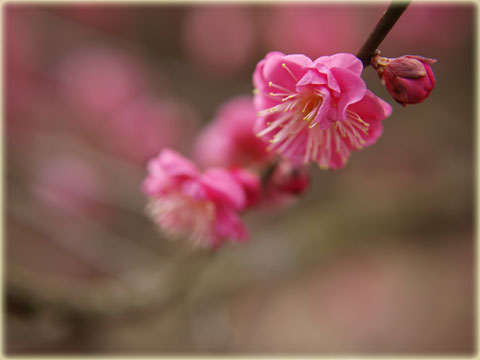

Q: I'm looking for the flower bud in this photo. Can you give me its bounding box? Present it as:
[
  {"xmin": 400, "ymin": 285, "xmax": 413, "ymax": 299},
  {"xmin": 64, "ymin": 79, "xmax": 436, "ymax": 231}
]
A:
[
  {"xmin": 260, "ymin": 160, "xmax": 310, "ymax": 210},
  {"xmin": 266, "ymin": 160, "xmax": 309, "ymax": 196},
  {"xmin": 372, "ymin": 53, "xmax": 436, "ymax": 106}
]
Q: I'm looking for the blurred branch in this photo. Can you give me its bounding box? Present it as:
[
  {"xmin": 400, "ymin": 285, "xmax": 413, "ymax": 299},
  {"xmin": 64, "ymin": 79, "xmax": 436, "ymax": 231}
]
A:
[
  {"xmin": 7, "ymin": 250, "xmax": 213, "ymax": 320},
  {"xmin": 356, "ymin": 1, "xmax": 410, "ymax": 67},
  {"xmin": 6, "ymin": 183, "xmax": 216, "ymax": 320}
]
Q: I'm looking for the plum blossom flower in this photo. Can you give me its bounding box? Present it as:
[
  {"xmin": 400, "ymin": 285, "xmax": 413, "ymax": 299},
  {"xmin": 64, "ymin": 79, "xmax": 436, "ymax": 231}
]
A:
[
  {"xmin": 182, "ymin": 6, "xmax": 255, "ymax": 76},
  {"xmin": 194, "ymin": 96, "xmax": 271, "ymax": 169},
  {"xmin": 382, "ymin": 4, "xmax": 472, "ymax": 55},
  {"xmin": 253, "ymin": 52, "xmax": 392, "ymax": 170},
  {"xmin": 260, "ymin": 5, "xmax": 362, "ymax": 60},
  {"xmin": 108, "ymin": 96, "xmax": 199, "ymax": 164},
  {"xmin": 32, "ymin": 154, "xmax": 107, "ymax": 218},
  {"xmin": 56, "ymin": 5, "xmax": 132, "ymax": 33},
  {"xmin": 228, "ymin": 167, "xmax": 261, "ymax": 209},
  {"xmin": 56, "ymin": 45, "xmax": 150, "ymax": 118},
  {"xmin": 372, "ymin": 53, "xmax": 436, "ymax": 106},
  {"xmin": 142, "ymin": 149, "xmax": 257, "ymax": 249}
]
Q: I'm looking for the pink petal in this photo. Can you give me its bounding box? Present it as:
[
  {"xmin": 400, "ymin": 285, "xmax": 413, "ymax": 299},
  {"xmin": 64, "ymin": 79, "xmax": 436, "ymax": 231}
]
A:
[
  {"xmin": 181, "ymin": 179, "xmax": 208, "ymax": 201},
  {"xmin": 201, "ymin": 168, "xmax": 246, "ymax": 210},
  {"xmin": 315, "ymin": 62, "xmax": 340, "ymax": 95},
  {"xmin": 296, "ymin": 69, "xmax": 327, "ymax": 87},
  {"xmin": 347, "ymin": 89, "xmax": 392, "ymax": 121},
  {"xmin": 157, "ymin": 148, "xmax": 199, "ymax": 178},
  {"xmin": 263, "ymin": 53, "xmax": 311, "ymax": 92},
  {"xmin": 229, "ymin": 167, "xmax": 261, "ymax": 209},
  {"xmin": 253, "ymin": 51, "xmax": 285, "ymax": 91},
  {"xmin": 214, "ymin": 206, "xmax": 248, "ymax": 243},
  {"xmin": 315, "ymin": 53, "xmax": 363, "ymax": 75},
  {"xmin": 330, "ymin": 67, "xmax": 367, "ymax": 120}
]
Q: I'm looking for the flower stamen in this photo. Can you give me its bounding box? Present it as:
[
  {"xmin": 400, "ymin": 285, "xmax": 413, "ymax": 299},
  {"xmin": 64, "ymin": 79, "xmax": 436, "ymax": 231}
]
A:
[{"xmin": 282, "ymin": 63, "xmax": 299, "ymax": 82}]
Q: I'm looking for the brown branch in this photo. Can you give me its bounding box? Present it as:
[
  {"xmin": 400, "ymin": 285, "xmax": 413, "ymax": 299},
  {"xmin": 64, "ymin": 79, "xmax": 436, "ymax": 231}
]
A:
[{"xmin": 356, "ymin": 1, "xmax": 411, "ymax": 67}]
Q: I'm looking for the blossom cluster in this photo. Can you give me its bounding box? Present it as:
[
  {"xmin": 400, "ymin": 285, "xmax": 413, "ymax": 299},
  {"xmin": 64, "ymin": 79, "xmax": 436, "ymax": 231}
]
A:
[{"xmin": 143, "ymin": 51, "xmax": 436, "ymax": 249}]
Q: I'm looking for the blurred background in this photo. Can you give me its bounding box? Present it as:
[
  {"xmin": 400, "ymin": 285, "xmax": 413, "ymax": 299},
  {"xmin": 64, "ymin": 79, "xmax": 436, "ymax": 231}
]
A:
[{"xmin": 4, "ymin": 2, "xmax": 475, "ymax": 355}]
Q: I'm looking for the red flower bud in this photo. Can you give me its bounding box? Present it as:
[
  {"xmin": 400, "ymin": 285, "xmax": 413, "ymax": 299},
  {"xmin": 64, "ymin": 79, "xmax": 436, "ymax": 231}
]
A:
[
  {"xmin": 372, "ymin": 53, "xmax": 437, "ymax": 106},
  {"xmin": 267, "ymin": 160, "xmax": 310, "ymax": 196}
]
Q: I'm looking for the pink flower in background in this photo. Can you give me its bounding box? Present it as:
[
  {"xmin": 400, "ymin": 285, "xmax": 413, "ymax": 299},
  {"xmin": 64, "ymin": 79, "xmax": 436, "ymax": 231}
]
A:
[
  {"xmin": 182, "ymin": 6, "xmax": 255, "ymax": 76},
  {"xmin": 5, "ymin": 6, "xmax": 39, "ymax": 73},
  {"xmin": 4, "ymin": 5, "xmax": 53, "ymax": 124},
  {"xmin": 194, "ymin": 96, "xmax": 271, "ymax": 169},
  {"xmin": 5, "ymin": 7, "xmax": 62, "ymax": 146},
  {"xmin": 382, "ymin": 4, "xmax": 472, "ymax": 55},
  {"xmin": 228, "ymin": 167, "xmax": 261, "ymax": 209},
  {"xmin": 33, "ymin": 154, "xmax": 107, "ymax": 217},
  {"xmin": 372, "ymin": 54, "xmax": 436, "ymax": 106},
  {"xmin": 56, "ymin": 46, "xmax": 150, "ymax": 118},
  {"xmin": 142, "ymin": 149, "xmax": 251, "ymax": 249},
  {"xmin": 55, "ymin": 5, "xmax": 132, "ymax": 33},
  {"xmin": 108, "ymin": 97, "xmax": 199, "ymax": 164},
  {"xmin": 253, "ymin": 52, "xmax": 392, "ymax": 170},
  {"xmin": 260, "ymin": 5, "xmax": 362, "ymax": 60}
]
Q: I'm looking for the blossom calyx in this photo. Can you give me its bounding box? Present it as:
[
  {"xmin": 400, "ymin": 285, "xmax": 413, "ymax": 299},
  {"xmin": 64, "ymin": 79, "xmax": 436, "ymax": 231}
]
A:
[{"xmin": 372, "ymin": 53, "xmax": 437, "ymax": 106}]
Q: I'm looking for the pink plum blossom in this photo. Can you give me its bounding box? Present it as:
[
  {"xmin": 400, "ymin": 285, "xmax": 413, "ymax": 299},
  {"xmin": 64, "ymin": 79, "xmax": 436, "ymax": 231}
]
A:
[
  {"xmin": 54, "ymin": 5, "xmax": 133, "ymax": 33},
  {"xmin": 382, "ymin": 4, "xmax": 473, "ymax": 55},
  {"xmin": 32, "ymin": 154, "xmax": 107, "ymax": 218},
  {"xmin": 56, "ymin": 46, "xmax": 150, "ymax": 119},
  {"xmin": 372, "ymin": 54, "xmax": 436, "ymax": 106},
  {"xmin": 253, "ymin": 52, "xmax": 392, "ymax": 170},
  {"xmin": 5, "ymin": 6, "xmax": 39, "ymax": 73},
  {"xmin": 142, "ymin": 149, "xmax": 255, "ymax": 249},
  {"xmin": 194, "ymin": 96, "xmax": 271, "ymax": 169},
  {"xmin": 228, "ymin": 167, "xmax": 261, "ymax": 209},
  {"xmin": 182, "ymin": 6, "xmax": 255, "ymax": 76},
  {"xmin": 260, "ymin": 5, "xmax": 362, "ymax": 60},
  {"xmin": 107, "ymin": 96, "xmax": 199, "ymax": 164},
  {"xmin": 4, "ymin": 7, "xmax": 62, "ymax": 147}
]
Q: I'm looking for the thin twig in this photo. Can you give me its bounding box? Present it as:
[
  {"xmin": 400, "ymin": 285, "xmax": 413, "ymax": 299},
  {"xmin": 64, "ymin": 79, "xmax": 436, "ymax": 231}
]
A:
[{"xmin": 356, "ymin": 1, "xmax": 411, "ymax": 67}]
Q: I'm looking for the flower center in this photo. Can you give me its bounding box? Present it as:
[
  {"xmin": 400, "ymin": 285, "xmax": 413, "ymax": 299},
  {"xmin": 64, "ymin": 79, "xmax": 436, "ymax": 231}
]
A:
[
  {"xmin": 254, "ymin": 63, "xmax": 371, "ymax": 168},
  {"xmin": 147, "ymin": 193, "xmax": 216, "ymax": 247}
]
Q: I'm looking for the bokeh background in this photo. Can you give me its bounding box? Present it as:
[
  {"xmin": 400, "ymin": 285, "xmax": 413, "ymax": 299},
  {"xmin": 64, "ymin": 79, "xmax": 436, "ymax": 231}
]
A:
[{"xmin": 4, "ymin": 2, "xmax": 475, "ymax": 355}]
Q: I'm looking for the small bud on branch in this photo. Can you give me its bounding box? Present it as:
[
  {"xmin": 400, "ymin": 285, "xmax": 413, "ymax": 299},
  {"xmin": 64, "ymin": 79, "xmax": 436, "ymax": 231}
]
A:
[{"xmin": 372, "ymin": 52, "xmax": 437, "ymax": 106}]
